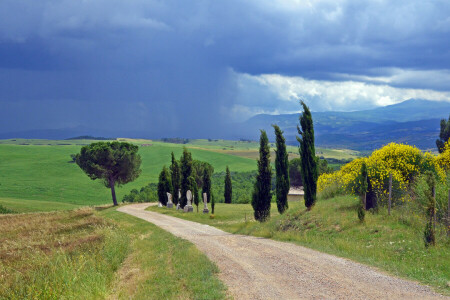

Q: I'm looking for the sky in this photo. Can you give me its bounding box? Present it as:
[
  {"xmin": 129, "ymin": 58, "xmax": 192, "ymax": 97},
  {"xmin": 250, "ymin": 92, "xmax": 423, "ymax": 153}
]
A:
[{"xmin": 0, "ymin": 0, "xmax": 449, "ymax": 137}]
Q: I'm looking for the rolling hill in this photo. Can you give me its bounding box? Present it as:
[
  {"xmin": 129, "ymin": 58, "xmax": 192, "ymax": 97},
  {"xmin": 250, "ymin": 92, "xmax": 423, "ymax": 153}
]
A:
[{"xmin": 240, "ymin": 99, "xmax": 450, "ymax": 151}]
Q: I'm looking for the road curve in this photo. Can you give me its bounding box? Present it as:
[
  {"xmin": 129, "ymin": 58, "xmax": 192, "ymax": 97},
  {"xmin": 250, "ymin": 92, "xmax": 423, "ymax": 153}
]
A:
[{"xmin": 118, "ymin": 203, "xmax": 446, "ymax": 300}]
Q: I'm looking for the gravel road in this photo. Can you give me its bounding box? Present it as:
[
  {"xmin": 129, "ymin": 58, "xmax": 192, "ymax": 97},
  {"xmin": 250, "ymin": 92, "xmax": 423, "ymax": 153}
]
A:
[{"xmin": 118, "ymin": 203, "xmax": 446, "ymax": 300}]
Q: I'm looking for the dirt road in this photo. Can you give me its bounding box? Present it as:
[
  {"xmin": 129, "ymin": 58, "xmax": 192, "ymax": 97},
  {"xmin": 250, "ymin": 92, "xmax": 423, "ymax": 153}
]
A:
[{"xmin": 118, "ymin": 203, "xmax": 445, "ymax": 300}]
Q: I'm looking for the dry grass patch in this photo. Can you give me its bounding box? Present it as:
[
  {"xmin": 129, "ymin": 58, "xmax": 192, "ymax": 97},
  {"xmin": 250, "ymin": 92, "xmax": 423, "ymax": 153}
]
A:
[{"xmin": 0, "ymin": 208, "xmax": 128, "ymax": 299}]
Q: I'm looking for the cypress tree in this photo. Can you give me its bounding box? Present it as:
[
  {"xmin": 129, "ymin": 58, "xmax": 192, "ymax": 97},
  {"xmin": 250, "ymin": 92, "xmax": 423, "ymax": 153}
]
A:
[
  {"xmin": 297, "ymin": 101, "xmax": 318, "ymax": 210},
  {"xmin": 211, "ymin": 193, "xmax": 216, "ymax": 214},
  {"xmin": 273, "ymin": 124, "xmax": 290, "ymax": 214},
  {"xmin": 224, "ymin": 166, "xmax": 232, "ymax": 204},
  {"xmin": 252, "ymin": 130, "xmax": 272, "ymax": 222},
  {"xmin": 180, "ymin": 148, "xmax": 193, "ymax": 208},
  {"xmin": 157, "ymin": 166, "xmax": 172, "ymax": 206},
  {"xmin": 193, "ymin": 175, "xmax": 200, "ymax": 212},
  {"xmin": 202, "ymin": 168, "xmax": 212, "ymax": 203},
  {"xmin": 170, "ymin": 152, "xmax": 181, "ymax": 205},
  {"xmin": 436, "ymin": 114, "xmax": 450, "ymax": 153}
]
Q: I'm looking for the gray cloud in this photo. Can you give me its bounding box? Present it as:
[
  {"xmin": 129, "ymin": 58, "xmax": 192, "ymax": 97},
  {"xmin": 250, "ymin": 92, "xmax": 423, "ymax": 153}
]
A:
[{"xmin": 0, "ymin": 0, "xmax": 449, "ymax": 136}]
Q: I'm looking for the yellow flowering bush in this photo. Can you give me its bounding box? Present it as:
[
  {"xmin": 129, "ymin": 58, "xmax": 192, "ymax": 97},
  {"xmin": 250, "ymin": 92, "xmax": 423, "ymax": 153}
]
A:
[
  {"xmin": 436, "ymin": 140, "xmax": 450, "ymax": 170},
  {"xmin": 318, "ymin": 143, "xmax": 446, "ymax": 201}
]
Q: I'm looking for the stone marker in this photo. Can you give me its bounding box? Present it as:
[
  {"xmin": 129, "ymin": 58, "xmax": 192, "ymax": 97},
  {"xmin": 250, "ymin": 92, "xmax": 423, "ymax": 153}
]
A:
[
  {"xmin": 203, "ymin": 192, "xmax": 209, "ymax": 213},
  {"xmin": 166, "ymin": 192, "xmax": 173, "ymax": 208},
  {"xmin": 158, "ymin": 202, "xmax": 163, "ymax": 207},
  {"xmin": 176, "ymin": 203, "xmax": 181, "ymax": 210},
  {"xmin": 184, "ymin": 190, "xmax": 194, "ymax": 212}
]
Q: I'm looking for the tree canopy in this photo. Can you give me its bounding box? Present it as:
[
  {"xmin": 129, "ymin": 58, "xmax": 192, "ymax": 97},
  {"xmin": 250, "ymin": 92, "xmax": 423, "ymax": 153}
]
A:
[{"xmin": 75, "ymin": 141, "xmax": 141, "ymax": 206}]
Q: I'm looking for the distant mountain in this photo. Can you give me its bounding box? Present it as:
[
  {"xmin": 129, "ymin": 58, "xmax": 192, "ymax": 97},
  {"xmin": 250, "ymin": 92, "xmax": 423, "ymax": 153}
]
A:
[{"xmin": 240, "ymin": 99, "xmax": 450, "ymax": 151}]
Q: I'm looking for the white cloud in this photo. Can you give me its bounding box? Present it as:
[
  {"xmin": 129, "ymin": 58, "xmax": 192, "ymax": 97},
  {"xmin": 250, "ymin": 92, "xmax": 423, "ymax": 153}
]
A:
[{"xmin": 229, "ymin": 71, "xmax": 450, "ymax": 120}]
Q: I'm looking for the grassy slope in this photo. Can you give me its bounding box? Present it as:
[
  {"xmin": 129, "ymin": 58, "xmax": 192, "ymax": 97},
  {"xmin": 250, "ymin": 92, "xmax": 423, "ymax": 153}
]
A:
[
  {"xmin": 0, "ymin": 140, "xmax": 255, "ymax": 208},
  {"xmin": 148, "ymin": 198, "xmax": 450, "ymax": 295},
  {"xmin": 0, "ymin": 207, "xmax": 227, "ymax": 300}
]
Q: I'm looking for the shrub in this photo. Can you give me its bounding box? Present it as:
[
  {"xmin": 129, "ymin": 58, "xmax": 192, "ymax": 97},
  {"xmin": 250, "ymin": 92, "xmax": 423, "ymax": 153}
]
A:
[
  {"xmin": 0, "ymin": 204, "xmax": 16, "ymax": 214},
  {"xmin": 318, "ymin": 143, "xmax": 446, "ymax": 205}
]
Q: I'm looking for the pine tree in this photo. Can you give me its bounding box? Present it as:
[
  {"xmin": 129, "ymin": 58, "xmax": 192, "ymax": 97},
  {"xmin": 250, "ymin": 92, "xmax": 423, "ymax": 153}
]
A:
[
  {"xmin": 202, "ymin": 168, "xmax": 212, "ymax": 203},
  {"xmin": 273, "ymin": 124, "xmax": 290, "ymax": 214},
  {"xmin": 180, "ymin": 148, "xmax": 193, "ymax": 208},
  {"xmin": 297, "ymin": 101, "xmax": 318, "ymax": 210},
  {"xmin": 252, "ymin": 130, "xmax": 272, "ymax": 222},
  {"xmin": 157, "ymin": 166, "xmax": 172, "ymax": 206},
  {"xmin": 170, "ymin": 152, "xmax": 181, "ymax": 205},
  {"xmin": 224, "ymin": 166, "xmax": 232, "ymax": 204}
]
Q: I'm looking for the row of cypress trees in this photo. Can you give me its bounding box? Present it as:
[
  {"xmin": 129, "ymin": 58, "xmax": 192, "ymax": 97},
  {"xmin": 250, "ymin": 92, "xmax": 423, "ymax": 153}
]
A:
[
  {"xmin": 252, "ymin": 101, "xmax": 318, "ymax": 222},
  {"xmin": 157, "ymin": 148, "xmax": 234, "ymax": 208}
]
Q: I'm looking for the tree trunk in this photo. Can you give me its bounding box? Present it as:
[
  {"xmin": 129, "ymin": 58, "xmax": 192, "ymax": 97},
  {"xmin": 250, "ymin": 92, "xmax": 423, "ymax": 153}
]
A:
[{"xmin": 110, "ymin": 179, "xmax": 118, "ymax": 206}]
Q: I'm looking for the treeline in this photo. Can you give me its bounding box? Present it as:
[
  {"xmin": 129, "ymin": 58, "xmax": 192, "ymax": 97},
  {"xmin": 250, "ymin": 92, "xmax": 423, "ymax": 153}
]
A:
[
  {"xmin": 160, "ymin": 137, "xmax": 190, "ymax": 144},
  {"xmin": 65, "ymin": 135, "xmax": 114, "ymax": 140}
]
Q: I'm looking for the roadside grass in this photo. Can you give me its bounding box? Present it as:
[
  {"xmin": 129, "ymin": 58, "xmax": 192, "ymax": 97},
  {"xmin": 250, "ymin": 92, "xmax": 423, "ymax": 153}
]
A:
[
  {"xmin": 100, "ymin": 208, "xmax": 228, "ymax": 300},
  {"xmin": 148, "ymin": 197, "xmax": 450, "ymax": 294},
  {"xmin": 0, "ymin": 208, "xmax": 128, "ymax": 299},
  {"xmin": 0, "ymin": 206, "xmax": 228, "ymax": 299}
]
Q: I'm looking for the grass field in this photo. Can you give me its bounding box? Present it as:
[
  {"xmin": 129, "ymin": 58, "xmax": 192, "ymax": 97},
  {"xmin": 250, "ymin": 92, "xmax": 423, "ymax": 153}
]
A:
[
  {"xmin": 147, "ymin": 197, "xmax": 450, "ymax": 295},
  {"xmin": 0, "ymin": 139, "xmax": 256, "ymax": 209},
  {"xmin": 0, "ymin": 138, "xmax": 359, "ymax": 211},
  {"xmin": 0, "ymin": 207, "xmax": 227, "ymax": 299}
]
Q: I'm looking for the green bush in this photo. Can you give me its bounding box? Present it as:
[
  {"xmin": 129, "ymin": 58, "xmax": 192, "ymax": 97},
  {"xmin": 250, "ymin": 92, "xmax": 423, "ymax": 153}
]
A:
[
  {"xmin": 122, "ymin": 184, "xmax": 158, "ymax": 203},
  {"xmin": 318, "ymin": 181, "xmax": 345, "ymax": 200},
  {"xmin": 0, "ymin": 204, "xmax": 16, "ymax": 214},
  {"xmin": 413, "ymin": 173, "xmax": 449, "ymax": 222}
]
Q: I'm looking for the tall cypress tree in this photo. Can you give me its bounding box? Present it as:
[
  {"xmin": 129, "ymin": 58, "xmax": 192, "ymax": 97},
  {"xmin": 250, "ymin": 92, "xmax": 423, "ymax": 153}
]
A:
[
  {"xmin": 170, "ymin": 152, "xmax": 181, "ymax": 205},
  {"xmin": 202, "ymin": 168, "xmax": 212, "ymax": 203},
  {"xmin": 297, "ymin": 101, "xmax": 318, "ymax": 210},
  {"xmin": 252, "ymin": 130, "xmax": 272, "ymax": 222},
  {"xmin": 273, "ymin": 124, "xmax": 290, "ymax": 214},
  {"xmin": 180, "ymin": 148, "xmax": 193, "ymax": 208},
  {"xmin": 224, "ymin": 166, "xmax": 232, "ymax": 204},
  {"xmin": 157, "ymin": 166, "xmax": 172, "ymax": 206}
]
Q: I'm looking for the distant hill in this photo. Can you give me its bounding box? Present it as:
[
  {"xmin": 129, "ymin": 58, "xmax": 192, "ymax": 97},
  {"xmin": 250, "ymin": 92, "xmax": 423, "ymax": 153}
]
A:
[{"xmin": 240, "ymin": 99, "xmax": 450, "ymax": 151}]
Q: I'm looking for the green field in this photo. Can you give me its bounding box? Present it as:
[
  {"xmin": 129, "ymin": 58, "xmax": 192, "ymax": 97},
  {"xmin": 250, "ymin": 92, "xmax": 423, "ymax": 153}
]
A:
[
  {"xmin": 0, "ymin": 139, "xmax": 256, "ymax": 208},
  {"xmin": 0, "ymin": 138, "xmax": 359, "ymax": 210},
  {"xmin": 148, "ymin": 198, "xmax": 450, "ymax": 295}
]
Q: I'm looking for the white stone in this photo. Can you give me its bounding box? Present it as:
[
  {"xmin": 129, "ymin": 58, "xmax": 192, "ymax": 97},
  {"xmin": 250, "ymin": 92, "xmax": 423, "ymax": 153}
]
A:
[
  {"xmin": 166, "ymin": 192, "xmax": 173, "ymax": 208},
  {"xmin": 203, "ymin": 192, "xmax": 209, "ymax": 213}
]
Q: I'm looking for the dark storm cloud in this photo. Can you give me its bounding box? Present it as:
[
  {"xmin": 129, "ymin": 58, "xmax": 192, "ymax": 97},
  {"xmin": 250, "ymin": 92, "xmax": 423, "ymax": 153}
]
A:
[{"xmin": 0, "ymin": 0, "xmax": 449, "ymax": 135}]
